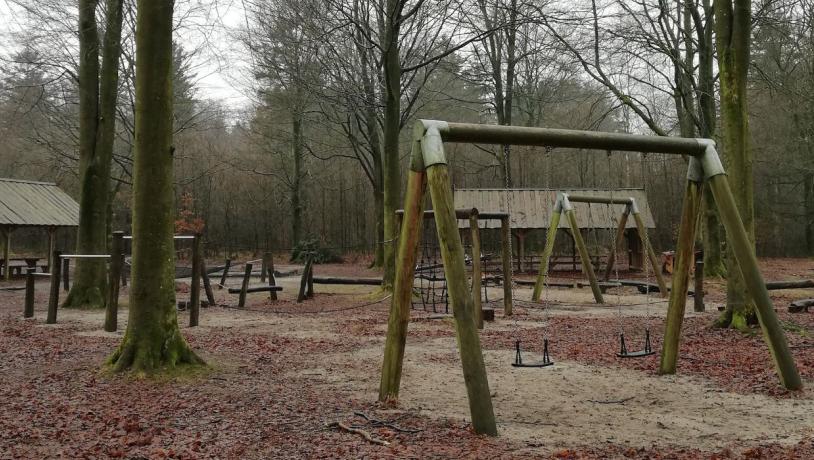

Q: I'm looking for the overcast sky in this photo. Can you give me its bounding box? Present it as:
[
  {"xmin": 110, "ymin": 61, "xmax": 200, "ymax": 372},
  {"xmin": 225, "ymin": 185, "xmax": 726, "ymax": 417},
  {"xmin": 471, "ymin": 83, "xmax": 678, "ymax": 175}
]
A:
[{"xmin": 0, "ymin": 0, "xmax": 251, "ymax": 109}]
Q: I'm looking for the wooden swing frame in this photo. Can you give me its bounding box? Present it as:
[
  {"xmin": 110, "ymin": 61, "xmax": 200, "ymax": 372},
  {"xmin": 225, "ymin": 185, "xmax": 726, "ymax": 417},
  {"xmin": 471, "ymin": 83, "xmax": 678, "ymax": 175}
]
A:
[
  {"xmin": 379, "ymin": 120, "xmax": 802, "ymax": 437},
  {"xmin": 531, "ymin": 193, "xmax": 668, "ymax": 304}
]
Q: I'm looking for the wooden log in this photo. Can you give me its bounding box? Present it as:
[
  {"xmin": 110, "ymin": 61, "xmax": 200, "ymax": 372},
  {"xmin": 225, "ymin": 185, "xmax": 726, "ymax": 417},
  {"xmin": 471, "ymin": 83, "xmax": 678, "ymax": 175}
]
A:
[
  {"xmin": 500, "ymin": 216, "xmax": 513, "ymax": 316},
  {"xmin": 660, "ymin": 180, "xmax": 703, "ymax": 375},
  {"xmin": 789, "ymin": 299, "xmax": 814, "ymax": 313},
  {"xmin": 201, "ymin": 259, "xmax": 216, "ymax": 307},
  {"xmin": 264, "ymin": 252, "xmax": 277, "ymax": 300},
  {"xmin": 24, "ymin": 267, "xmax": 35, "ymax": 318},
  {"xmin": 62, "ymin": 258, "xmax": 70, "ymax": 291},
  {"xmin": 470, "ymin": 214, "xmax": 484, "ymax": 329},
  {"xmin": 189, "ymin": 233, "xmax": 202, "ymax": 327},
  {"xmin": 532, "ymin": 210, "xmax": 561, "ymax": 301},
  {"xmin": 604, "ymin": 208, "xmax": 629, "ymax": 281},
  {"xmin": 105, "ymin": 232, "xmax": 124, "ymax": 332},
  {"xmin": 766, "ymin": 280, "xmax": 814, "ymax": 290},
  {"xmin": 238, "ymin": 263, "xmax": 253, "ymax": 308},
  {"xmin": 228, "ymin": 285, "xmax": 284, "ymax": 294},
  {"xmin": 425, "ymin": 163, "xmax": 496, "ymax": 436},
  {"xmin": 218, "ymin": 258, "xmax": 231, "ymax": 289},
  {"xmin": 708, "ymin": 173, "xmax": 802, "ymax": 390},
  {"xmin": 46, "ymin": 250, "xmax": 61, "ymax": 324},
  {"xmin": 565, "ymin": 208, "xmax": 604, "ymax": 304},
  {"xmin": 632, "ymin": 210, "xmax": 668, "ymax": 297},
  {"xmin": 297, "ymin": 257, "xmax": 313, "ymax": 303},
  {"xmin": 380, "ymin": 168, "xmax": 427, "ymax": 403},
  {"xmin": 312, "ymin": 277, "xmax": 382, "ymax": 285}
]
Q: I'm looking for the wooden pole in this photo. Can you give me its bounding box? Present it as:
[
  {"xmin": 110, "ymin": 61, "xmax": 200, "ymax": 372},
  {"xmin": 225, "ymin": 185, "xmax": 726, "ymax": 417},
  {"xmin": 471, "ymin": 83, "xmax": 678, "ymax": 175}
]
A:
[
  {"xmin": 218, "ymin": 258, "xmax": 231, "ymax": 289},
  {"xmin": 297, "ymin": 256, "xmax": 313, "ymax": 303},
  {"xmin": 470, "ymin": 214, "xmax": 483, "ymax": 329},
  {"xmin": 3, "ymin": 227, "xmax": 11, "ymax": 281},
  {"xmin": 500, "ymin": 216, "xmax": 513, "ymax": 316},
  {"xmin": 260, "ymin": 253, "xmax": 267, "ymax": 283},
  {"xmin": 632, "ymin": 210, "xmax": 669, "ymax": 297},
  {"xmin": 62, "ymin": 258, "xmax": 70, "ymax": 291},
  {"xmin": 515, "ymin": 230, "xmax": 526, "ymax": 273},
  {"xmin": 189, "ymin": 233, "xmax": 202, "ymax": 327},
  {"xmin": 238, "ymin": 262, "xmax": 252, "ymax": 308},
  {"xmin": 660, "ymin": 180, "xmax": 703, "ymax": 375},
  {"xmin": 46, "ymin": 250, "xmax": 62, "ymax": 324},
  {"xmin": 201, "ymin": 259, "xmax": 216, "ymax": 307},
  {"xmin": 24, "ymin": 267, "xmax": 35, "ymax": 318},
  {"xmin": 603, "ymin": 208, "xmax": 629, "ymax": 281},
  {"xmin": 380, "ymin": 169, "xmax": 427, "ymax": 402},
  {"xmin": 425, "ymin": 164, "xmax": 497, "ymax": 436},
  {"xmin": 47, "ymin": 227, "xmax": 56, "ymax": 272},
  {"xmin": 306, "ymin": 258, "xmax": 314, "ymax": 298},
  {"xmin": 707, "ymin": 174, "xmax": 802, "ymax": 390},
  {"xmin": 264, "ymin": 252, "xmax": 277, "ymax": 300},
  {"xmin": 105, "ymin": 232, "xmax": 124, "ymax": 332},
  {"xmin": 565, "ymin": 209, "xmax": 604, "ymax": 304},
  {"xmin": 532, "ymin": 210, "xmax": 561, "ymax": 301}
]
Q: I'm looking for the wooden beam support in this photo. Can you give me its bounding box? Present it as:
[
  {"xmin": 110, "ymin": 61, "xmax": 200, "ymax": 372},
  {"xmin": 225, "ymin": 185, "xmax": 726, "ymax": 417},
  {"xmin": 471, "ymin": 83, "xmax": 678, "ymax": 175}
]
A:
[
  {"xmin": 380, "ymin": 169, "xmax": 427, "ymax": 402},
  {"xmin": 264, "ymin": 252, "xmax": 277, "ymax": 300},
  {"xmin": 2, "ymin": 227, "xmax": 11, "ymax": 281},
  {"xmin": 532, "ymin": 210, "xmax": 561, "ymax": 302},
  {"xmin": 707, "ymin": 174, "xmax": 802, "ymax": 390},
  {"xmin": 470, "ymin": 214, "xmax": 483, "ymax": 329},
  {"xmin": 632, "ymin": 210, "xmax": 669, "ymax": 297},
  {"xmin": 238, "ymin": 262, "xmax": 253, "ymax": 308},
  {"xmin": 46, "ymin": 250, "xmax": 61, "ymax": 324},
  {"xmin": 24, "ymin": 267, "xmax": 35, "ymax": 318},
  {"xmin": 603, "ymin": 208, "xmax": 629, "ymax": 281},
  {"xmin": 660, "ymin": 180, "xmax": 703, "ymax": 375},
  {"xmin": 565, "ymin": 208, "xmax": 604, "ymax": 304},
  {"xmin": 188, "ymin": 233, "xmax": 202, "ymax": 327}
]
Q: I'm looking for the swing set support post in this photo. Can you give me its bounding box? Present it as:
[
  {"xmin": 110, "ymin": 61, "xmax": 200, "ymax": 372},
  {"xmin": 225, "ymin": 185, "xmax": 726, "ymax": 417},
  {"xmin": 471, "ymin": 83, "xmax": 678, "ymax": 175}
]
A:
[
  {"xmin": 562, "ymin": 196, "xmax": 604, "ymax": 304},
  {"xmin": 500, "ymin": 216, "xmax": 513, "ymax": 316},
  {"xmin": 532, "ymin": 207, "xmax": 561, "ymax": 301},
  {"xmin": 630, "ymin": 201, "xmax": 669, "ymax": 296},
  {"xmin": 469, "ymin": 213, "xmax": 484, "ymax": 329},
  {"xmin": 603, "ymin": 206, "xmax": 629, "ymax": 281}
]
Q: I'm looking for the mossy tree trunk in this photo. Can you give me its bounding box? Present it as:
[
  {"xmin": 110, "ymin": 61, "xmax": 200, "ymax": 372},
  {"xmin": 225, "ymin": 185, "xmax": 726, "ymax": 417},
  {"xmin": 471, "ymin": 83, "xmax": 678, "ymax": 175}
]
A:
[
  {"xmin": 108, "ymin": 0, "xmax": 203, "ymax": 373},
  {"xmin": 65, "ymin": 0, "xmax": 124, "ymax": 309},
  {"xmin": 714, "ymin": 0, "xmax": 756, "ymax": 330}
]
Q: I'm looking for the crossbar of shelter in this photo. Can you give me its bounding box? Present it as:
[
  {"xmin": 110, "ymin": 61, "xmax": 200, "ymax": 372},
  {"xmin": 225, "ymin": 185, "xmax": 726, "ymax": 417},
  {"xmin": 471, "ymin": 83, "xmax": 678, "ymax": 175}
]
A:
[{"xmin": 379, "ymin": 119, "xmax": 802, "ymax": 438}]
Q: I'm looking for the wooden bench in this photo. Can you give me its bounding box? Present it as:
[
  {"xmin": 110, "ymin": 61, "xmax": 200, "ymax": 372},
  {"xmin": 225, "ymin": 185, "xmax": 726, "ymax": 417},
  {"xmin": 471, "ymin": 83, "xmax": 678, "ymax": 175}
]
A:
[{"xmin": 0, "ymin": 258, "xmax": 46, "ymax": 277}]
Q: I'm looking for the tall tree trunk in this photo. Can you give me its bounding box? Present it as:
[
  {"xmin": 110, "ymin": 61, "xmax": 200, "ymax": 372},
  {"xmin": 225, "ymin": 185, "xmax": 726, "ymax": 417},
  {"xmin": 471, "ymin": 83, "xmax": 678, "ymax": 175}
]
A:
[
  {"xmin": 381, "ymin": 0, "xmax": 402, "ymax": 289},
  {"xmin": 109, "ymin": 0, "xmax": 203, "ymax": 372},
  {"xmin": 65, "ymin": 0, "xmax": 124, "ymax": 309},
  {"xmin": 291, "ymin": 112, "xmax": 304, "ymax": 247},
  {"xmin": 714, "ymin": 0, "xmax": 756, "ymax": 330}
]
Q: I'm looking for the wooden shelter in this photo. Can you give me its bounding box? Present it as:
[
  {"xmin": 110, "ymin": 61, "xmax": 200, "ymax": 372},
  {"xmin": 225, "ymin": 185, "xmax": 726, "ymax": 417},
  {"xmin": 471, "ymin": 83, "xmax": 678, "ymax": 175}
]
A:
[
  {"xmin": 453, "ymin": 188, "xmax": 656, "ymax": 272},
  {"xmin": 0, "ymin": 178, "xmax": 80, "ymax": 280}
]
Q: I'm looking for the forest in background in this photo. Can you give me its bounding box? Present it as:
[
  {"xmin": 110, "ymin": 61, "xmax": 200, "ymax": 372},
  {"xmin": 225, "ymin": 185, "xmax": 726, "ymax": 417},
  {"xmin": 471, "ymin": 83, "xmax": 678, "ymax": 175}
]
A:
[{"xmin": 1, "ymin": 0, "xmax": 812, "ymax": 260}]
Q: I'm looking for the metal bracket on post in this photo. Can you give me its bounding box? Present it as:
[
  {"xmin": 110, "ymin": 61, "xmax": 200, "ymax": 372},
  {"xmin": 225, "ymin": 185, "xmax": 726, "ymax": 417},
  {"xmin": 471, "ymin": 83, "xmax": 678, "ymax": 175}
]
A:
[{"xmin": 694, "ymin": 138, "xmax": 725, "ymax": 181}]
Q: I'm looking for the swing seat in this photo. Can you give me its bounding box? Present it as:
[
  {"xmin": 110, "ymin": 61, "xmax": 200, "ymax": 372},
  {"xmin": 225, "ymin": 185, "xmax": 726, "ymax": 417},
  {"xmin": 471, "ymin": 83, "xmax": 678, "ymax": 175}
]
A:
[
  {"xmin": 616, "ymin": 331, "xmax": 655, "ymax": 358},
  {"xmin": 512, "ymin": 339, "xmax": 554, "ymax": 368}
]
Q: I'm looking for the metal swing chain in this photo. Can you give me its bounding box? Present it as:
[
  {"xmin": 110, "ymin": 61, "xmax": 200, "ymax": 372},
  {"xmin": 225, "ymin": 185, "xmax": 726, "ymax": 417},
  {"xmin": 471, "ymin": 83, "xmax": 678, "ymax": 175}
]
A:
[
  {"xmin": 608, "ymin": 188, "xmax": 626, "ymax": 336},
  {"xmin": 639, "ymin": 154, "xmax": 655, "ymax": 330},
  {"xmin": 501, "ymin": 145, "xmax": 521, "ymax": 339}
]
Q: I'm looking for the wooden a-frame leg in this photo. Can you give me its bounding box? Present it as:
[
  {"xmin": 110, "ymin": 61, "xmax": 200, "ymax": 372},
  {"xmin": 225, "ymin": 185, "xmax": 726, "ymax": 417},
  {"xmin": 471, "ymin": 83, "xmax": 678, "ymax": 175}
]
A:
[
  {"xmin": 532, "ymin": 210, "xmax": 561, "ymax": 302},
  {"xmin": 632, "ymin": 210, "xmax": 669, "ymax": 297},
  {"xmin": 566, "ymin": 209, "xmax": 604, "ymax": 304},
  {"xmin": 603, "ymin": 209, "xmax": 629, "ymax": 281}
]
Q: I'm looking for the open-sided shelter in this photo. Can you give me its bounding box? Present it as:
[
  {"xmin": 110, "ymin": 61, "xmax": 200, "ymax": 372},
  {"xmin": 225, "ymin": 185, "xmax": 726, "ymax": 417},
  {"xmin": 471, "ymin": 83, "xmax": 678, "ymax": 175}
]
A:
[{"xmin": 0, "ymin": 178, "xmax": 80, "ymax": 280}]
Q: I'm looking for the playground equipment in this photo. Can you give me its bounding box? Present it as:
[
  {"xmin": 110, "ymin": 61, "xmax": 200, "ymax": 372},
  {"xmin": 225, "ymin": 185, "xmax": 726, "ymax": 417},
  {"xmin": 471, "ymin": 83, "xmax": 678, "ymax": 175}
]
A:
[{"xmin": 379, "ymin": 119, "xmax": 803, "ymax": 436}]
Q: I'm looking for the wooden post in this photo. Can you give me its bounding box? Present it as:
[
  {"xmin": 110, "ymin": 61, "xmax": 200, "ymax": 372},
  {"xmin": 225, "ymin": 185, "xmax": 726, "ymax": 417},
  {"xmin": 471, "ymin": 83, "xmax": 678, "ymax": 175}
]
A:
[
  {"xmin": 500, "ymin": 216, "xmax": 513, "ymax": 316},
  {"xmin": 297, "ymin": 256, "xmax": 313, "ymax": 303},
  {"xmin": 62, "ymin": 258, "xmax": 70, "ymax": 291},
  {"xmin": 532, "ymin": 210, "xmax": 562, "ymax": 301},
  {"xmin": 632, "ymin": 210, "xmax": 669, "ymax": 297},
  {"xmin": 260, "ymin": 253, "xmax": 267, "ymax": 283},
  {"xmin": 3, "ymin": 227, "xmax": 11, "ymax": 281},
  {"xmin": 218, "ymin": 258, "xmax": 231, "ymax": 289},
  {"xmin": 565, "ymin": 208, "xmax": 604, "ymax": 304},
  {"xmin": 264, "ymin": 252, "xmax": 277, "ymax": 301},
  {"xmin": 694, "ymin": 258, "xmax": 705, "ymax": 312},
  {"xmin": 707, "ymin": 174, "xmax": 802, "ymax": 390},
  {"xmin": 470, "ymin": 214, "xmax": 483, "ymax": 329},
  {"xmin": 603, "ymin": 208, "xmax": 629, "ymax": 281},
  {"xmin": 46, "ymin": 227, "xmax": 56, "ymax": 272},
  {"xmin": 24, "ymin": 267, "xmax": 35, "ymax": 318},
  {"xmin": 306, "ymin": 258, "xmax": 314, "ymax": 298},
  {"xmin": 238, "ymin": 262, "xmax": 252, "ymax": 308},
  {"xmin": 425, "ymin": 164, "xmax": 497, "ymax": 436},
  {"xmin": 105, "ymin": 232, "xmax": 124, "ymax": 332},
  {"xmin": 46, "ymin": 251, "xmax": 61, "ymax": 324},
  {"xmin": 380, "ymin": 169, "xmax": 427, "ymax": 402},
  {"xmin": 201, "ymin": 259, "xmax": 216, "ymax": 307},
  {"xmin": 660, "ymin": 181, "xmax": 703, "ymax": 375},
  {"xmin": 189, "ymin": 233, "xmax": 202, "ymax": 327},
  {"xmin": 515, "ymin": 230, "xmax": 526, "ymax": 273}
]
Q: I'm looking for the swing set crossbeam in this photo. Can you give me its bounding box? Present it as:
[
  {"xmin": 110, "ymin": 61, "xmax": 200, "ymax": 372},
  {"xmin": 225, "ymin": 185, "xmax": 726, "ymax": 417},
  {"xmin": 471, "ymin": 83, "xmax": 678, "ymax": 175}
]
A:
[{"xmin": 380, "ymin": 119, "xmax": 803, "ymax": 438}]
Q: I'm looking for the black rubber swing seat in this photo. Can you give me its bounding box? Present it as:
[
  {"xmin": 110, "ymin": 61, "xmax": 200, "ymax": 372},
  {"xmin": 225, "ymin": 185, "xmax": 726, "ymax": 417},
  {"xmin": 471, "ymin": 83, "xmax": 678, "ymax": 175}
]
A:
[
  {"xmin": 616, "ymin": 330, "xmax": 655, "ymax": 358},
  {"xmin": 512, "ymin": 339, "xmax": 554, "ymax": 368}
]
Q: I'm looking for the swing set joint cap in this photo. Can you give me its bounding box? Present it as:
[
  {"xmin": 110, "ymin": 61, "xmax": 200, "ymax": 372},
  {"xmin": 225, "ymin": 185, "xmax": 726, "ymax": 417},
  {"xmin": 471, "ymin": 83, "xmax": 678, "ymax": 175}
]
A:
[
  {"xmin": 628, "ymin": 198, "xmax": 640, "ymax": 214},
  {"xmin": 690, "ymin": 138, "xmax": 725, "ymax": 181},
  {"xmin": 418, "ymin": 121, "xmax": 449, "ymax": 168},
  {"xmin": 558, "ymin": 193, "xmax": 572, "ymax": 212}
]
